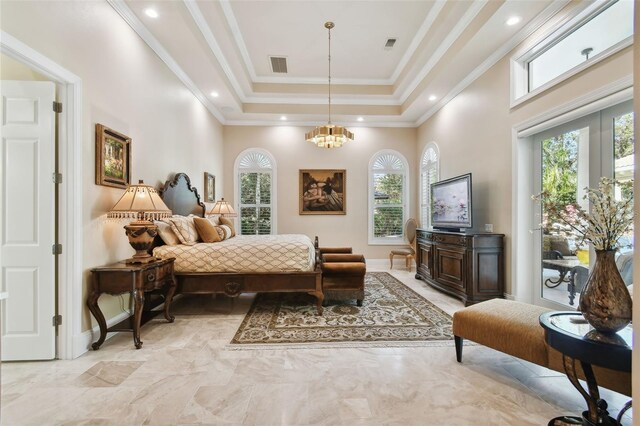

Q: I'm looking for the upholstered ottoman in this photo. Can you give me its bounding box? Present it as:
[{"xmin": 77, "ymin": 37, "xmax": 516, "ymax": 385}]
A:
[
  {"xmin": 321, "ymin": 253, "xmax": 366, "ymax": 306},
  {"xmin": 453, "ymin": 298, "xmax": 631, "ymax": 396}
]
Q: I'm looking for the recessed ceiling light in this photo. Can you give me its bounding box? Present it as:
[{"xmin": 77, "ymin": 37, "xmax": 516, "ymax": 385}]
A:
[
  {"xmin": 357, "ymin": 117, "xmax": 364, "ymax": 122},
  {"xmin": 144, "ymin": 8, "xmax": 159, "ymax": 18},
  {"xmin": 210, "ymin": 91, "xmax": 219, "ymax": 98},
  {"xmin": 506, "ymin": 16, "xmax": 521, "ymax": 26},
  {"xmin": 280, "ymin": 116, "xmax": 287, "ymax": 121},
  {"xmin": 428, "ymin": 95, "xmax": 437, "ymax": 101}
]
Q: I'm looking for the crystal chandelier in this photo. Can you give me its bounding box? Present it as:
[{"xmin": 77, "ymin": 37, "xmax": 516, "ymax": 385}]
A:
[{"xmin": 305, "ymin": 22, "xmax": 354, "ymax": 148}]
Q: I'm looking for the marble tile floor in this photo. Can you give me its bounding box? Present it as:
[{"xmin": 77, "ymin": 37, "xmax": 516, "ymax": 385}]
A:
[{"xmin": 0, "ymin": 263, "xmax": 632, "ymax": 425}]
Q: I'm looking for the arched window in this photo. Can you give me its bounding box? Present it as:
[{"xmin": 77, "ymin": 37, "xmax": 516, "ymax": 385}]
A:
[
  {"xmin": 234, "ymin": 148, "xmax": 276, "ymax": 235},
  {"xmin": 420, "ymin": 144, "xmax": 440, "ymax": 227},
  {"xmin": 368, "ymin": 150, "xmax": 409, "ymax": 244}
]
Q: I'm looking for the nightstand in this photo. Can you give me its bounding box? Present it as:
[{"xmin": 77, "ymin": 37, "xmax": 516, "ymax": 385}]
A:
[{"xmin": 88, "ymin": 257, "xmax": 176, "ymax": 349}]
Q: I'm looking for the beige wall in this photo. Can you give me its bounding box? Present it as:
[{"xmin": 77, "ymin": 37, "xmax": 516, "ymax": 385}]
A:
[
  {"xmin": 417, "ymin": 42, "xmax": 633, "ymax": 295},
  {"xmin": 223, "ymin": 126, "xmax": 417, "ymax": 258},
  {"xmin": 1, "ymin": 1, "xmax": 224, "ymax": 333},
  {"xmin": 1, "ymin": 53, "xmax": 50, "ymax": 81}
]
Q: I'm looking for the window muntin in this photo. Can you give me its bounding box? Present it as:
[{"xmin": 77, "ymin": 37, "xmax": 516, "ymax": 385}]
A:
[
  {"xmin": 528, "ymin": 1, "xmax": 633, "ymax": 92},
  {"xmin": 236, "ymin": 149, "xmax": 275, "ymax": 235},
  {"xmin": 420, "ymin": 145, "xmax": 439, "ymax": 228},
  {"xmin": 369, "ymin": 151, "xmax": 409, "ymax": 244}
]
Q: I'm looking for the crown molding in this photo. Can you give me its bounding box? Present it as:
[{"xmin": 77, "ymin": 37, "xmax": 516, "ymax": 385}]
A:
[
  {"xmin": 183, "ymin": 0, "xmax": 248, "ymax": 103},
  {"xmin": 107, "ymin": 0, "xmax": 227, "ymax": 124},
  {"xmin": 389, "ymin": 0, "xmax": 446, "ymax": 83},
  {"xmin": 223, "ymin": 120, "xmax": 417, "ymax": 128},
  {"xmin": 398, "ymin": 0, "xmax": 488, "ymax": 104},
  {"xmin": 414, "ymin": 0, "xmax": 570, "ymax": 126}
]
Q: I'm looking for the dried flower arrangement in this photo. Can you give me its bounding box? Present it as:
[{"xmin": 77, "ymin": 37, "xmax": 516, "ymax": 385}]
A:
[{"xmin": 533, "ymin": 177, "xmax": 634, "ymax": 251}]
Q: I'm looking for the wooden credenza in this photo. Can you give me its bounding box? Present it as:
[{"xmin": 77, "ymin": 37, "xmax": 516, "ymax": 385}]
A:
[{"xmin": 415, "ymin": 229, "xmax": 504, "ymax": 306}]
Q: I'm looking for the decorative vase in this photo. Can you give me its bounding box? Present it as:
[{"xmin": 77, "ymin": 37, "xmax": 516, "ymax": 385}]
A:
[{"xmin": 578, "ymin": 250, "xmax": 632, "ymax": 334}]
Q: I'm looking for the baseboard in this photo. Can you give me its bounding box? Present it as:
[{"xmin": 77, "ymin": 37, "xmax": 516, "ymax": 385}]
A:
[
  {"xmin": 72, "ymin": 310, "xmax": 131, "ymax": 359},
  {"xmin": 503, "ymin": 293, "xmax": 515, "ymax": 300},
  {"xmin": 366, "ymin": 258, "xmax": 389, "ymax": 269}
]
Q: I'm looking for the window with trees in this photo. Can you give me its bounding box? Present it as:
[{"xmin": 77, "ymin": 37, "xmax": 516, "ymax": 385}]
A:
[
  {"xmin": 369, "ymin": 150, "xmax": 409, "ymax": 244},
  {"xmin": 235, "ymin": 149, "xmax": 276, "ymax": 235},
  {"xmin": 420, "ymin": 144, "xmax": 439, "ymax": 228}
]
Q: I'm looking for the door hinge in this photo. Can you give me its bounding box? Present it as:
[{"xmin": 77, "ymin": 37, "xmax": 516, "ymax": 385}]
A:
[
  {"xmin": 52, "ymin": 315, "xmax": 62, "ymax": 326},
  {"xmin": 53, "ymin": 172, "xmax": 63, "ymax": 184},
  {"xmin": 52, "ymin": 101, "xmax": 63, "ymax": 113},
  {"xmin": 52, "ymin": 244, "xmax": 62, "ymax": 255}
]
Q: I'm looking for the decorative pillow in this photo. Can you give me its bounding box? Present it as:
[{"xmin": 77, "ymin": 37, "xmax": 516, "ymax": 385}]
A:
[
  {"xmin": 219, "ymin": 224, "xmax": 232, "ymax": 240},
  {"xmin": 205, "ymin": 215, "xmax": 220, "ymax": 226},
  {"xmin": 167, "ymin": 216, "xmax": 199, "ymax": 245},
  {"xmin": 193, "ymin": 217, "xmax": 222, "ymax": 243},
  {"xmin": 219, "ymin": 216, "xmax": 236, "ymax": 237},
  {"xmin": 154, "ymin": 221, "xmax": 180, "ymax": 246}
]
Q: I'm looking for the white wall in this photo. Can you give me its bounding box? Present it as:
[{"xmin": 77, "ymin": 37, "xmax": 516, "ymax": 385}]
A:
[
  {"xmin": 417, "ymin": 35, "xmax": 633, "ymax": 295},
  {"xmin": 1, "ymin": 1, "xmax": 224, "ymax": 332},
  {"xmin": 223, "ymin": 125, "xmax": 417, "ymax": 258}
]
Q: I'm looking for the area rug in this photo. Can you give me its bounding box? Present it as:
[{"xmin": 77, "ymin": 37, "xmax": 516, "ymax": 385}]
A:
[{"xmin": 229, "ymin": 272, "xmax": 454, "ymax": 349}]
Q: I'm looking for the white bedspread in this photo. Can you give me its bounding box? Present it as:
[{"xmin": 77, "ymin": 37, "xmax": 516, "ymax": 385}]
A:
[{"xmin": 153, "ymin": 234, "xmax": 315, "ymax": 273}]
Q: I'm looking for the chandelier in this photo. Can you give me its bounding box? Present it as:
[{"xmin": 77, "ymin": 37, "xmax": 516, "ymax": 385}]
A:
[{"xmin": 305, "ymin": 21, "xmax": 354, "ymax": 148}]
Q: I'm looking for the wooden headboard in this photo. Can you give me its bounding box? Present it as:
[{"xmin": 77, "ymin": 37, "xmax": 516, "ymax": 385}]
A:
[{"xmin": 160, "ymin": 173, "xmax": 206, "ymax": 217}]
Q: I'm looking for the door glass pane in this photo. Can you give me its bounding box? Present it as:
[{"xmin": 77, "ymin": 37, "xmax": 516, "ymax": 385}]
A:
[
  {"xmin": 540, "ymin": 127, "xmax": 587, "ymax": 307},
  {"xmin": 614, "ymin": 112, "xmax": 634, "ymax": 254}
]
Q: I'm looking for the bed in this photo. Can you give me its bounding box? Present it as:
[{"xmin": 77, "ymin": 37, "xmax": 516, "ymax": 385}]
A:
[{"xmin": 152, "ymin": 173, "xmax": 324, "ymax": 314}]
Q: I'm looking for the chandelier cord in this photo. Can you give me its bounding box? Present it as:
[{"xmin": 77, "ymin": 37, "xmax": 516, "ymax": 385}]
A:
[{"xmin": 327, "ymin": 24, "xmax": 332, "ymax": 125}]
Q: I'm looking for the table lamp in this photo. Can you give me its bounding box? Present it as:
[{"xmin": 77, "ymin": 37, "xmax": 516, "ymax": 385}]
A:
[
  {"xmin": 107, "ymin": 180, "xmax": 172, "ymax": 263},
  {"xmin": 208, "ymin": 198, "xmax": 237, "ymax": 217}
]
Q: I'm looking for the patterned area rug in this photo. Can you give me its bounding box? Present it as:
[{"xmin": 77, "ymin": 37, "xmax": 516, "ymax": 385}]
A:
[{"xmin": 229, "ymin": 272, "xmax": 454, "ymax": 348}]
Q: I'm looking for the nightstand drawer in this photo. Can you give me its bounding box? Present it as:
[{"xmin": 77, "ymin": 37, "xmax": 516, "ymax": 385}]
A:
[{"xmin": 143, "ymin": 262, "xmax": 172, "ymax": 290}]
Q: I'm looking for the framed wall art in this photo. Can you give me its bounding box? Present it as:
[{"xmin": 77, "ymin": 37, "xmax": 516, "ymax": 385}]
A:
[
  {"xmin": 299, "ymin": 169, "xmax": 346, "ymax": 215},
  {"xmin": 95, "ymin": 124, "xmax": 131, "ymax": 189},
  {"xmin": 204, "ymin": 172, "xmax": 216, "ymax": 202}
]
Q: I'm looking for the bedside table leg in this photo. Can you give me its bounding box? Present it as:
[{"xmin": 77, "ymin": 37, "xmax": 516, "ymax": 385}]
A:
[
  {"xmin": 133, "ymin": 289, "xmax": 144, "ymax": 349},
  {"xmin": 164, "ymin": 276, "xmax": 176, "ymax": 323},
  {"xmin": 87, "ymin": 289, "xmax": 107, "ymax": 350}
]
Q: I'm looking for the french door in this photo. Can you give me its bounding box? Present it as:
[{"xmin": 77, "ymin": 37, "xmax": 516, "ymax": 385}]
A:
[{"xmin": 532, "ymin": 101, "xmax": 634, "ymax": 309}]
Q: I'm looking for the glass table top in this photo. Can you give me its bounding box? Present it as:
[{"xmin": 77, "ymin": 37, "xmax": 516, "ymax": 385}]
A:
[{"xmin": 549, "ymin": 313, "xmax": 632, "ymax": 349}]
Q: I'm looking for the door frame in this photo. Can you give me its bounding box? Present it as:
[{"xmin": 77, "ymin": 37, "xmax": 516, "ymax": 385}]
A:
[
  {"xmin": 1, "ymin": 31, "xmax": 83, "ymax": 360},
  {"xmin": 510, "ymin": 77, "xmax": 632, "ymax": 305}
]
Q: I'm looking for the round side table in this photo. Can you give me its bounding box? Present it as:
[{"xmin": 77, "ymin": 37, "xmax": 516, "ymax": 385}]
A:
[{"xmin": 539, "ymin": 312, "xmax": 631, "ymax": 426}]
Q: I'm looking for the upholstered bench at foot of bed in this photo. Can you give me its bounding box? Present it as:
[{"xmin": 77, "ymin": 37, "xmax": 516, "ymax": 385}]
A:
[
  {"xmin": 452, "ymin": 298, "xmax": 631, "ymax": 396},
  {"xmin": 321, "ymin": 253, "xmax": 366, "ymax": 306}
]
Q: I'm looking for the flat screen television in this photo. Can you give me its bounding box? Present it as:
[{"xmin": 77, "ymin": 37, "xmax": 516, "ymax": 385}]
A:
[{"xmin": 430, "ymin": 173, "xmax": 472, "ymax": 231}]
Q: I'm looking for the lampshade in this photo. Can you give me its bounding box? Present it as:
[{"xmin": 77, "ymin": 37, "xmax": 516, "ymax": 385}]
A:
[
  {"xmin": 208, "ymin": 198, "xmax": 237, "ymax": 217},
  {"xmin": 107, "ymin": 180, "xmax": 171, "ymax": 221},
  {"xmin": 305, "ymin": 124, "xmax": 354, "ymax": 149},
  {"xmin": 107, "ymin": 180, "xmax": 171, "ymax": 264},
  {"xmin": 305, "ymin": 21, "xmax": 354, "ymax": 149}
]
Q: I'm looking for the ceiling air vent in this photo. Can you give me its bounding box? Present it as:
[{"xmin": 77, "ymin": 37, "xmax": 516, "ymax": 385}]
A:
[
  {"xmin": 385, "ymin": 38, "xmax": 397, "ymax": 49},
  {"xmin": 269, "ymin": 56, "xmax": 288, "ymax": 73}
]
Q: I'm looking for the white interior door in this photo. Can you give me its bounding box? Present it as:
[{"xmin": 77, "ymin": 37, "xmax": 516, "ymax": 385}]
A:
[{"xmin": 1, "ymin": 80, "xmax": 56, "ymax": 361}]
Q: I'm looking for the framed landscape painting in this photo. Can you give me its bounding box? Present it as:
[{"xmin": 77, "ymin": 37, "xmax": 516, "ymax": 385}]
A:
[
  {"xmin": 299, "ymin": 169, "xmax": 346, "ymax": 215},
  {"xmin": 204, "ymin": 172, "xmax": 215, "ymax": 202},
  {"xmin": 95, "ymin": 124, "xmax": 131, "ymax": 189}
]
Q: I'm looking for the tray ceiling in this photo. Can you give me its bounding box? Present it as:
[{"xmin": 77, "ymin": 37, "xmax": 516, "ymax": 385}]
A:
[{"xmin": 111, "ymin": 0, "xmax": 574, "ymax": 127}]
